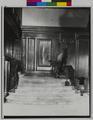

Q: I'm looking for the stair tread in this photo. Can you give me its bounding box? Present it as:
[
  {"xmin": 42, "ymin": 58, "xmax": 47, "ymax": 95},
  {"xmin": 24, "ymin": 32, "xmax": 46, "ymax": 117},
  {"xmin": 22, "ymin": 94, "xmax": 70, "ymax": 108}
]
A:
[{"xmin": 7, "ymin": 75, "xmax": 76, "ymax": 105}]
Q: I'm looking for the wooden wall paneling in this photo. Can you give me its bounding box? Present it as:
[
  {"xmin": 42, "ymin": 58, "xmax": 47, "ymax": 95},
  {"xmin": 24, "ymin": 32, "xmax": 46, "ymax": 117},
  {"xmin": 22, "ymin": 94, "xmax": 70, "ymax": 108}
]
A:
[
  {"xmin": 4, "ymin": 61, "xmax": 8, "ymax": 95},
  {"xmin": 66, "ymin": 38, "xmax": 76, "ymax": 69},
  {"xmin": 78, "ymin": 38, "xmax": 89, "ymax": 78},
  {"xmin": 22, "ymin": 26, "xmax": 89, "ymax": 74},
  {"xmin": 26, "ymin": 37, "xmax": 28, "ymax": 71},
  {"xmin": 28, "ymin": 38, "xmax": 35, "ymax": 71},
  {"xmin": 75, "ymin": 33, "xmax": 79, "ymax": 77},
  {"xmin": 75, "ymin": 33, "xmax": 80, "ymax": 87},
  {"xmin": 22, "ymin": 28, "xmax": 61, "ymax": 72},
  {"xmin": 4, "ymin": 8, "xmax": 22, "ymax": 101},
  {"xmin": 22, "ymin": 38, "xmax": 26, "ymax": 70},
  {"xmin": 27, "ymin": 38, "xmax": 30, "ymax": 71}
]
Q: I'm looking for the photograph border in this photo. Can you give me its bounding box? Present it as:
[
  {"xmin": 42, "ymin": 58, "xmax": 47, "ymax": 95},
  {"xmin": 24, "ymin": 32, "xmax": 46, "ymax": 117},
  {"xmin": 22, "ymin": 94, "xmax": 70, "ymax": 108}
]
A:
[{"xmin": 1, "ymin": 6, "xmax": 91, "ymax": 119}]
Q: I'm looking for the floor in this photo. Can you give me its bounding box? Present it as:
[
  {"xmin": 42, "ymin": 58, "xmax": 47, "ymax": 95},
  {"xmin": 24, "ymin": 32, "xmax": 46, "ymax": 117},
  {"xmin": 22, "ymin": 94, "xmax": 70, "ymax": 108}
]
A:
[{"xmin": 3, "ymin": 72, "xmax": 89, "ymax": 116}]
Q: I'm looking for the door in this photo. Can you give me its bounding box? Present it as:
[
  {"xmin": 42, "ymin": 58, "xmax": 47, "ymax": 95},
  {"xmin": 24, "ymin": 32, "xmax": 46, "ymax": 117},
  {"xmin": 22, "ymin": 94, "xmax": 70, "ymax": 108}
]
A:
[
  {"xmin": 23, "ymin": 37, "xmax": 35, "ymax": 72},
  {"xmin": 27, "ymin": 38, "xmax": 35, "ymax": 71},
  {"xmin": 37, "ymin": 39, "xmax": 52, "ymax": 70},
  {"xmin": 22, "ymin": 38, "xmax": 52, "ymax": 72}
]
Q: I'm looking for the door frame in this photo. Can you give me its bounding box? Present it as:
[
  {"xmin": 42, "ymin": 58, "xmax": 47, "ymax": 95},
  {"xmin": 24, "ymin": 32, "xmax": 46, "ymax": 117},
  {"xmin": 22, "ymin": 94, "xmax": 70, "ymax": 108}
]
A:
[{"xmin": 36, "ymin": 38, "xmax": 52, "ymax": 71}]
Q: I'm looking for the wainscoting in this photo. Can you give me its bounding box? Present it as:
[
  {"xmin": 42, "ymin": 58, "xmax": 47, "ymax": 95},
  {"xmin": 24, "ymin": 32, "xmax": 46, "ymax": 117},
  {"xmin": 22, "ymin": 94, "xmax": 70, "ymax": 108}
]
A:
[{"xmin": 22, "ymin": 26, "xmax": 90, "ymax": 79}]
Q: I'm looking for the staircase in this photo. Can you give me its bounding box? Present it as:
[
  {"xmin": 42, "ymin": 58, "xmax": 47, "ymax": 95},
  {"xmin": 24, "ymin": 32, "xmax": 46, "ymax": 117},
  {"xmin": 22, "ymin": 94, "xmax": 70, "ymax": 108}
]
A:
[{"xmin": 6, "ymin": 73, "xmax": 77, "ymax": 105}]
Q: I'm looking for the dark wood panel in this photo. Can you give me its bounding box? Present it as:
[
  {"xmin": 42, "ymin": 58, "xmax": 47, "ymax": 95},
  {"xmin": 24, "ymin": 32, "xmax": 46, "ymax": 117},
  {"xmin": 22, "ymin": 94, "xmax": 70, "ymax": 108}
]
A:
[
  {"xmin": 22, "ymin": 26, "xmax": 90, "ymax": 79},
  {"xmin": 78, "ymin": 39, "xmax": 89, "ymax": 78}
]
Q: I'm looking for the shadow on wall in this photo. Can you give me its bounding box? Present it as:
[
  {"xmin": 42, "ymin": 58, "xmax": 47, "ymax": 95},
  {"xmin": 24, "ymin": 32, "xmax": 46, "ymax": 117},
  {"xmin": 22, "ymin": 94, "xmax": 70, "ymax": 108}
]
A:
[{"xmin": 59, "ymin": 8, "xmax": 90, "ymax": 28}]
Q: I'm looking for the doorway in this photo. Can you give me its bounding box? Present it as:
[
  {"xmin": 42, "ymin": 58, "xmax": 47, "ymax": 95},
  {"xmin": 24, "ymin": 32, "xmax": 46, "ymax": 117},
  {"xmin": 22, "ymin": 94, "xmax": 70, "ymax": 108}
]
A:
[
  {"xmin": 36, "ymin": 39, "xmax": 52, "ymax": 71},
  {"xmin": 23, "ymin": 38, "xmax": 52, "ymax": 72}
]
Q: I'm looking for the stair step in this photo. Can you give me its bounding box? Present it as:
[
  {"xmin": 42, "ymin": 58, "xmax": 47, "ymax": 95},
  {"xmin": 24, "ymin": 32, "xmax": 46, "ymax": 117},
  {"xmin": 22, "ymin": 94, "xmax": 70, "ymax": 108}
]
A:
[{"xmin": 7, "ymin": 74, "xmax": 76, "ymax": 105}]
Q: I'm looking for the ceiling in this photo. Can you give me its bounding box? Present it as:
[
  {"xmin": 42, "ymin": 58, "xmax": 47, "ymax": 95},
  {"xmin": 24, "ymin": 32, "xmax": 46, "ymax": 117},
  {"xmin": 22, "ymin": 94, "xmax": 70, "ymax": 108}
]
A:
[{"xmin": 22, "ymin": 8, "xmax": 90, "ymax": 28}]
